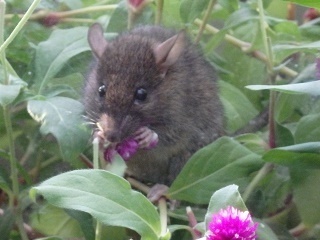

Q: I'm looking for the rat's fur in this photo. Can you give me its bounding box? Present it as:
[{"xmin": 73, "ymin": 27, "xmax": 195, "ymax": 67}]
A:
[{"xmin": 84, "ymin": 25, "xmax": 224, "ymax": 185}]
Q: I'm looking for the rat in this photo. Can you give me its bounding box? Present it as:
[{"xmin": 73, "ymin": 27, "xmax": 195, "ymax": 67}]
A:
[{"xmin": 83, "ymin": 23, "xmax": 224, "ymax": 198}]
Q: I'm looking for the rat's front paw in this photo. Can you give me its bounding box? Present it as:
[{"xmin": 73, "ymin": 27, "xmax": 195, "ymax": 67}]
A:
[
  {"xmin": 147, "ymin": 184, "xmax": 169, "ymax": 203},
  {"xmin": 134, "ymin": 127, "xmax": 159, "ymax": 149}
]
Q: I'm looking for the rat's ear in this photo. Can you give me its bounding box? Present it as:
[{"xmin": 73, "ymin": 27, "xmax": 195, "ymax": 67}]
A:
[
  {"xmin": 88, "ymin": 23, "xmax": 108, "ymax": 58},
  {"xmin": 153, "ymin": 31, "xmax": 185, "ymax": 73}
]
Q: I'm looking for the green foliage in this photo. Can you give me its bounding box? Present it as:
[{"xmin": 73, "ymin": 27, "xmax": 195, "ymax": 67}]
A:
[{"xmin": 1, "ymin": 0, "xmax": 320, "ymax": 239}]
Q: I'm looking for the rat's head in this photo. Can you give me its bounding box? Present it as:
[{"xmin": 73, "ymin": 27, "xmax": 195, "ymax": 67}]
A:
[{"xmin": 86, "ymin": 23, "xmax": 184, "ymax": 143}]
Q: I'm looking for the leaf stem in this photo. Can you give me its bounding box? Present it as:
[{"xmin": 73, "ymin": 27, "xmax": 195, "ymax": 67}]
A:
[
  {"xmin": 0, "ymin": 2, "xmax": 28, "ymax": 239},
  {"xmin": 195, "ymin": 0, "xmax": 216, "ymax": 44},
  {"xmin": 0, "ymin": 0, "xmax": 41, "ymax": 54},
  {"xmin": 92, "ymin": 137, "xmax": 102, "ymax": 240},
  {"xmin": 159, "ymin": 197, "xmax": 168, "ymax": 236},
  {"xmin": 193, "ymin": 19, "xmax": 297, "ymax": 78},
  {"xmin": 4, "ymin": 5, "xmax": 118, "ymax": 20},
  {"xmin": 155, "ymin": 0, "xmax": 164, "ymax": 25},
  {"xmin": 257, "ymin": 0, "xmax": 277, "ymax": 149},
  {"xmin": 242, "ymin": 162, "xmax": 274, "ymax": 202}
]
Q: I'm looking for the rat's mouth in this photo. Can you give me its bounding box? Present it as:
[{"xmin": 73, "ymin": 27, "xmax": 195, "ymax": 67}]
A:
[{"xmin": 101, "ymin": 126, "xmax": 159, "ymax": 162}]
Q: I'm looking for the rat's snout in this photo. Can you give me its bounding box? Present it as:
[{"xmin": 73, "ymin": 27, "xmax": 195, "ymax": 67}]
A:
[
  {"xmin": 97, "ymin": 113, "xmax": 135, "ymax": 144},
  {"xmin": 105, "ymin": 129, "xmax": 122, "ymax": 143}
]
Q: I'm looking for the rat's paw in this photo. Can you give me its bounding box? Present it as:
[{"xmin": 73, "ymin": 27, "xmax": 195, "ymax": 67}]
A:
[
  {"xmin": 134, "ymin": 127, "xmax": 159, "ymax": 149},
  {"xmin": 147, "ymin": 184, "xmax": 169, "ymax": 203}
]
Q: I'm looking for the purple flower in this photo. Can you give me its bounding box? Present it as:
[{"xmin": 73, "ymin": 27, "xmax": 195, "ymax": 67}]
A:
[
  {"xmin": 316, "ymin": 58, "xmax": 320, "ymax": 79},
  {"xmin": 206, "ymin": 206, "xmax": 258, "ymax": 240},
  {"xmin": 104, "ymin": 138, "xmax": 139, "ymax": 162}
]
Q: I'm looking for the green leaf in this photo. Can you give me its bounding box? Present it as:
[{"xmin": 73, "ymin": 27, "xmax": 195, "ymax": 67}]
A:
[
  {"xmin": 273, "ymin": 41, "xmax": 320, "ymax": 62},
  {"xmin": 255, "ymin": 220, "xmax": 280, "ymax": 240},
  {"xmin": 290, "ymin": 168, "xmax": 320, "ymax": 227},
  {"xmin": 27, "ymin": 96, "xmax": 90, "ymax": 162},
  {"xmin": 282, "ymin": 0, "xmax": 320, "ymax": 9},
  {"xmin": 263, "ymin": 145, "xmax": 320, "ymax": 169},
  {"xmin": 295, "ymin": 113, "xmax": 320, "ymax": 143},
  {"xmin": 219, "ymin": 81, "xmax": 259, "ymax": 133},
  {"xmin": 0, "ymin": 74, "xmax": 27, "ymax": 107},
  {"xmin": 33, "ymin": 27, "xmax": 90, "ymax": 95},
  {"xmin": 168, "ymin": 137, "xmax": 264, "ymax": 204},
  {"xmin": 30, "ymin": 169, "xmax": 161, "ymax": 240},
  {"xmin": 246, "ymin": 80, "xmax": 320, "ymax": 96},
  {"xmin": 180, "ymin": 0, "xmax": 209, "ymax": 23},
  {"xmin": 0, "ymin": 175, "xmax": 11, "ymax": 195},
  {"xmin": 0, "ymin": 209, "xmax": 15, "ymax": 240},
  {"xmin": 106, "ymin": 2, "xmax": 128, "ymax": 32},
  {"xmin": 65, "ymin": 209, "xmax": 95, "ymax": 240},
  {"xmin": 30, "ymin": 205, "xmax": 84, "ymax": 238},
  {"xmin": 204, "ymin": 185, "xmax": 247, "ymax": 228}
]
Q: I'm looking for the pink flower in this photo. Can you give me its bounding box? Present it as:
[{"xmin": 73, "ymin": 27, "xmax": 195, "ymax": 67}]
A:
[
  {"xmin": 128, "ymin": 0, "xmax": 145, "ymax": 8},
  {"xmin": 207, "ymin": 206, "xmax": 258, "ymax": 240},
  {"xmin": 104, "ymin": 138, "xmax": 139, "ymax": 162}
]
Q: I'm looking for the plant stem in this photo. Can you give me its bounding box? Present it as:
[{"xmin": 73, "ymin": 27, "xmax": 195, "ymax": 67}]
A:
[
  {"xmin": 0, "ymin": 0, "xmax": 41, "ymax": 54},
  {"xmin": 93, "ymin": 137, "xmax": 100, "ymax": 169},
  {"xmin": 158, "ymin": 197, "xmax": 168, "ymax": 236},
  {"xmin": 257, "ymin": 0, "xmax": 277, "ymax": 149},
  {"xmin": 1, "ymin": 2, "xmax": 28, "ymax": 239},
  {"xmin": 5, "ymin": 5, "xmax": 118, "ymax": 20},
  {"xmin": 92, "ymin": 137, "xmax": 102, "ymax": 240},
  {"xmin": 242, "ymin": 162, "xmax": 274, "ymax": 202},
  {"xmin": 195, "ymin": 0, "xmax": 216, "ymax": 44},
  {"xmin": 193, "ymin": 19, "xmax": 298, "ymax": 78},
  {"xmin": 155, "ymin": 0, "xmax": 164, "ymax": 25}
]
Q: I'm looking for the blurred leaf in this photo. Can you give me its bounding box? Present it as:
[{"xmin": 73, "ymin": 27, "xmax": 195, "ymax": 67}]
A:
[
  {"xmin": 30, "ymin": 169, "xmax": 161, "ymax": 240},
  {"xmin": 33, "ymin": 27, "xmax": 90, "ymax": 95},
  {"xmin": 234, "ymin": 133, "xmax": 268, "ymax": 155},
  {"xmin": 65, "ymin": 209, "xmax": 94, "ymax": 240},
  {"xmin": 263, "ymin": 142, "xmax": 320, "ymax": 168},
  {"xmin": 290, "ymin": 168, "xmax": 320, "ymax": 227},
  {"xmin": 27, "ymin": 96, "xmax": 90, "ymax": 163},
  {"xmin": 275, "ymin": 93, "xmax": 310, "ymax": 123},
  {"xmin": 161, "ymin": 0, "xmax": 183, "ymax": 27},
  {"xmin": 0, "ymin": 74, "xmax": 27, "ymax": 107},
  {"xmin": 0, "ymin": 209, "xmax": 15, "ymax": 240},
  {"xmin": 168, "ymin": 137, "xmax": 264, "ymax": 204},
  {"xmin": 295, "ymin": 113, "xmax": 320, "ymax": 143},
  {"xmin": 30, "ymin": 205, "xmax": 84, "ymax": 238},
  {"xmin": 273, "ymin": 41, "xmax": 320, "ymax": 63},
  {"xmin": 0, "ymin": 175, "xmax": 11, "ymax": 195},
  {"xmin": 275, "ymin": 122, "xmax": 294, "ymax": 147},
  {"xmin": 219, "ymin": 81, "xmax": 259, "ymax": 133},
  {"xmin": 204, "ymin": 185, "xmax": 247, "ymax": 227},
  {"xmin": 180, "ymin": 0, "xmax": 209, "ymax": 23},
  {"xmin": 217, "ymin": 0, "xmax": 239, "ymax": 13},
  {"xmin": 246, "ymin": 80, "xmax": 320, "ymax": 96},
  {"xmin": 255, "ymin": 220, "xmax": 280, "ymax": 240},
  {"xmin": 224, "ymin": 7, "xmax": 259, "ymax": 29},
  {"xmin": 106, "ymin": 2, "xmax": 128, "ymax": 32},
  {"xmin": 282, "ymin": 0, "xmax": 320, "ymax": 8}
]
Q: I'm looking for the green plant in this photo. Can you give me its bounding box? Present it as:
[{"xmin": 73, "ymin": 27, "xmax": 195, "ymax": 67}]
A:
[{"xmin": 1, "ymin": 0, "xmax": 320, "ymax": 239}]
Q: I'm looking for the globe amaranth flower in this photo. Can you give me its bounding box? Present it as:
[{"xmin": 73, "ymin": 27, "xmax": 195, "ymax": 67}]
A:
[
  {"xmin": 104, "ymin": 138, "xmax": 139, "ymax": 162},
  {"xmin": 206, "ymin": 206, "xmax": 258, "ymax": 240},
  {"xmin": 127, "ymin": 0, "xmax": 148, "ymax": 12}
]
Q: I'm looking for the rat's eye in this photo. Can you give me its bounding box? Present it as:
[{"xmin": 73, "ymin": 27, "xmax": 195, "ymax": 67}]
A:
[
  {"xmin": 134, "ymin": 87, "xmax": 147, "ymax": 102},
  {"xmin": 98, "ymin": 84, "xmax": 106, "ymax": 97}
]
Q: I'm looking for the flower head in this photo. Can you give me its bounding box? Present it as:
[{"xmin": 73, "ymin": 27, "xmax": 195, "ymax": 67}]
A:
[
  {"xmin": 207, "ymin": 206, "xmax": 258, "ymax": 240},
  {"xmin": 104, "ymin": 138, "xmax": 139, "ymax": 162}
]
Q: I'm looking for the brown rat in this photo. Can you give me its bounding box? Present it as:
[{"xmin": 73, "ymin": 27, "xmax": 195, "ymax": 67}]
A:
[{"xmin": 84, "ymin": 23, "xmax": 224, "ymax": 187}]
